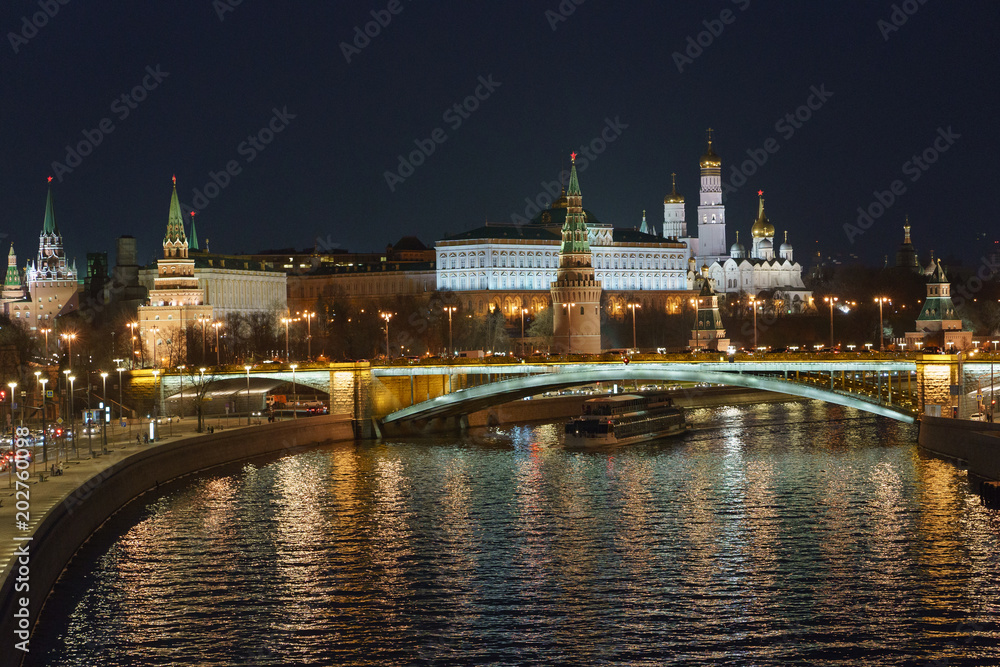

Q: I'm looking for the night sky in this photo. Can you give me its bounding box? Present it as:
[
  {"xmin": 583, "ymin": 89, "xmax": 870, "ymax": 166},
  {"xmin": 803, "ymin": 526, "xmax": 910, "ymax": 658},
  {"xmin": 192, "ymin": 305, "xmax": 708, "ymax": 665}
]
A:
[{"xmin": 2, "ymin": 1, "xmax": 998, "ymax": 270}]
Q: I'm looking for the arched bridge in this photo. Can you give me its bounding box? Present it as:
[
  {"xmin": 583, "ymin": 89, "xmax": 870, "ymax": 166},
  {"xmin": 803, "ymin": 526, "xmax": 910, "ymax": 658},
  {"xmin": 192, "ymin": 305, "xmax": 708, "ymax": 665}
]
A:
[{"xmin": 374, "ymin": 359, "xmax": 931, "ymax": 426}]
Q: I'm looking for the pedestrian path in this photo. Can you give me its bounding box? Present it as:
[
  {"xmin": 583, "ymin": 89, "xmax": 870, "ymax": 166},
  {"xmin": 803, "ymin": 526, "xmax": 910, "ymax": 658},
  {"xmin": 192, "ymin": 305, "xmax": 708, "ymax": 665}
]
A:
[{"xmin": 0, "ymin": 417, "xmax": 251, "ymax": 586}]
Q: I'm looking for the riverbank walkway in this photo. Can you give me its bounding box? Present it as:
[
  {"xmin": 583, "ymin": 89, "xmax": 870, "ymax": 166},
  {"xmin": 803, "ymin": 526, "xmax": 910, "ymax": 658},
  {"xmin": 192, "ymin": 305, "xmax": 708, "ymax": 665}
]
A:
[{"xmin": 0, "ymin": 416, "xmax": 259, "ymax": 589}]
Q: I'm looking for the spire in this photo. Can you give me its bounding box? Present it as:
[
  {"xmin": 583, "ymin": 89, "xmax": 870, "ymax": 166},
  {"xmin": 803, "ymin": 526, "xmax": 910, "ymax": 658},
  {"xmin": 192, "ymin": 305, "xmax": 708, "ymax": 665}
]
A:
[
  {"xmin": 639, "ymin": 210, "xmax": 650, "ymax": 235},
  {"xmin": 42, "ymin": 177, "xmax": 58, "ymax": 235},
  {"xmin": 189, "ymin": 211, "xmax": 200, "ymax": 251},
  {"xmin": 560, "ymin": 152, "xmax": 591, "ymax": 255},
  {"xmin": 4, "ymin": 244, "xmax": 20, "ymax": 289},
  {"xmin": 567, "ymin": 152, "xmax": 581, "ymax": 195},
  {"xmin": 166, "ymin": 176, "xmax": 186, "ymax": 242},
  {"xmin": 903, "ymin": 216, "xmax": 912, "ymax": 244}
]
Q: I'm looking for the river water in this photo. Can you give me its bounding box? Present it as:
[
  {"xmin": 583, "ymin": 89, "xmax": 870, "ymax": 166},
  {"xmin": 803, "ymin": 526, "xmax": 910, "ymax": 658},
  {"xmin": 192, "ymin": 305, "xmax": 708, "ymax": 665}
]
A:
[{"xmin": 26, "ymin": 400, "xmax": 1000, "ymax": 666}]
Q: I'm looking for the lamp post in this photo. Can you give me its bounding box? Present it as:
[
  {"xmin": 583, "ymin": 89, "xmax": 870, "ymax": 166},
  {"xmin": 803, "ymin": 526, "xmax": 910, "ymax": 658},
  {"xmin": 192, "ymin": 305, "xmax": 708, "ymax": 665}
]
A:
[
  {"xmin": 7, "ymin": 382, "xmax": 16, "ymax": 452},
  {"xmin": 874, "ymin": 297, "xmax": 891, "ymax": 353},
  {"xmin": 627, "ymin": 303, "xmax": 641, "ymax": 352},
  {"xmin": 116, "ymin": 365, "xmax": 124, "ymax": 423},
  {"xmin": 290, "ymin": 363, "xmax": 297, "ymax": 420},
  {"xmin": 281, "ymin": 315, "xmax": 293, "ymax": 361},
  {"xmin": 199, "ymin": 367, "xmax": 207, "ymax": 432},
  {"xmin": 213, "ymin": 321, "xmax": 222, "ymax": 366},
  {"xmin": 68, "ymin": 374, "xmax": 76, "ymax": 458},
  {"xmin": 244, "ymin": 365, "xmax": 252, "ymax": 425},
  {"xmin": 301, "ymin": 311, "xmax": 316, "ymax": 360},
  {"xmin": 520, "ymin": 307, "xmax": 529, "ymax": 356},
  {"xmin": 197, "ymin": 315, "xmax": 209, "ymax": 364},
  {"xmin": 39, "ymin": 327, "xmax": 51, "ymax": 360},
  {"xmin": 748, "ymin": 295, "xmax": 758, "ymax": 352},
  {"xmin": 691, "ymin": 298, "xmax": 700, "ymax": 351},
  {"xmin": 127, "ymin": 322, "xmax": 139, "ymax": 368},
  {"xmin": 61, "ymin": 332, "xmax": 76, "ymax": 370},
  {"xmin": 149, "ymin": 327, "xmax": 160, "ymax": 367},
  {"xmin": 101, "ymin": 372, "xmax": 108, "ymax": 413},
  {"xmin": 444, "ymin": 306, "xmax": 456, "ymax": 356},
  {"xmin": 39, "ymin": 378, "xmax": 48, "ymax": 465},
  {"xmin": 177, "ymin": 365, "xmax": 185, "ymax": 418},
  {"xmin": 824, "ymin": 296, "xmax": 839, "ymax": 348},
  {"xmin": 380, "ymin": 312, "xmax": 393, "ymax": 359}
]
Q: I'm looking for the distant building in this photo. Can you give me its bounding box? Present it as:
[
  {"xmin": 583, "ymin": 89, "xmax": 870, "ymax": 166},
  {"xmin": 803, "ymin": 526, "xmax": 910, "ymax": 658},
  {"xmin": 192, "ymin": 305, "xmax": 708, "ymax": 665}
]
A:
[
  {"xmin": 3, "ymin": 182, "xmax": 79, "ymax": 329},
  {"xmin": 905, "ymin": 260, "xmax": 972, "ymax": 351},
  {"xmin": 137, "ymin": 178, "xmax": 286, "ymax": 366},
  {"xmin": 895, "ymin": 217, "xmax": 920, "ymax": 271}
]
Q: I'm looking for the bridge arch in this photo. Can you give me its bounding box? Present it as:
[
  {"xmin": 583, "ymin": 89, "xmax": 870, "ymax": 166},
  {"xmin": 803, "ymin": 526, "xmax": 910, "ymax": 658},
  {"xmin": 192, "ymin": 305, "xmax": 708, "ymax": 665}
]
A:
[{"xmin": 382, "ymin": 366, "xmax": 917, "ymax": 425}]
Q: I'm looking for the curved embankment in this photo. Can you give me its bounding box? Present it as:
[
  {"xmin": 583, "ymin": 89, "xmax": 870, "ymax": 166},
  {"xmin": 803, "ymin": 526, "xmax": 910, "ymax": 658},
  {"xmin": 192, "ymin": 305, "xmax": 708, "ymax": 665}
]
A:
[{"xmin": 0, "ymin": 415, "xmax": 353, "ymax": 660}]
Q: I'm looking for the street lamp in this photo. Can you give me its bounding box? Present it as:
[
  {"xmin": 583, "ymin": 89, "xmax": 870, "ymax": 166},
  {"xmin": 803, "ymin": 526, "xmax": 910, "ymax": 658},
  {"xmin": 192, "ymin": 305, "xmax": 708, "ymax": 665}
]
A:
[
  {"xmin": 874, "ymin": 297, "xmax": 891, "ymax": 353},
  {"xmin": 127, "ymin": 322, "xmax": 139, "ymax": 368},
  {"xmin": 444, "ymin": 306, "xmax": 456, "ymax": 356},
  {"xmin": 281, "ymin": 315, "xmax": 294, "ymax": 361},
  {"xmin": 748, "ymin": 295, "xmax": 758, "ymax": 353},
  {"xmin": 39, "ymin": 327, "xmax": 51, "ymax": 359},
  {"xmin": 149, "ymin": 327, "xmax": 160, "ymax": 367},
  {"xmin": 101, "ymin": 372, "xmax": 108, "ymax": 410},
  {"xmin": 199, "ymin": 367, "xmax": 207, "ymax": 431},
  {"xmin": 520, "ymin": 307, "xmax": 529, "ymax": 356},
  {"xmin": 290, "ymin": 363, "xmax": 297, "ymax": 420},
  {"xmin": 244, "ymin": 365, "xmax": 252, "ymax": 425},
  {"xmin": 561, "ymin": 302, "xmax": 576, "ymax": 353},
  {"xmin": 61, "ymin": 332, "xmax": 76, "ymax": 369},
  {"xmin": 380, "ymin": 312, "xmax": 393, "ymax": 359},
  {"xmin": 7, "ymin": 382, "xmax": 16, "ymax": 450},
  {"xmin": 301, "ymin": 311, "xmax": 316, "ymax": 360},
  {"xmin": 39, "ymin": 378, "xmax": 48, "ymax": 464},
  {"xmin": 627, "ymin": 303, "xmax": 641, "ymax": 352},
  {"xmin": 177, "ymin": 365, "xmax": 185, "ymax": 418},
  {"xmin": 197, "ymin": 314, "xmax": 209, "ymax": 364},
  {"xmin": 690, "ymin": 298, "xmax": 700, "ymax": 351},
  {"xmin": 116, "ymin": 365, "xmax": 125, "ymax": 422},
  {"xmin": 212, "ymin": 321, "xmax": 223, "ymax": 366},
  {"xmin": 824, "ymin": 296, "xmax": 839, "ymax": 348},
  {"xmin": 68, "ymin": 374, "xmax": 76, "ymax": 457}
]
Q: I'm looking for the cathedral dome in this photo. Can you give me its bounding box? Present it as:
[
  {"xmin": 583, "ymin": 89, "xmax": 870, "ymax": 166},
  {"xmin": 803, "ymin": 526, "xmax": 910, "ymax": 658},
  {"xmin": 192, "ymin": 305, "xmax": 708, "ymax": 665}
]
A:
[
  {"xmin": 730, "ymin": 241, "xmax": 746, "ymax": 256},
  {"xmin": 700, "ymin": 145, "xmax": 721, "ymax": 169},
  {"xmin": 664, "ymin": 173, "xmax": 684, "ymax": 203},
  {"xmin": 758, "ymin": 238, "xmax": 773, "ymax": 251},
  {"xmin": 751, "ymin": 194, "xmax": 775, "ymax": 238}
]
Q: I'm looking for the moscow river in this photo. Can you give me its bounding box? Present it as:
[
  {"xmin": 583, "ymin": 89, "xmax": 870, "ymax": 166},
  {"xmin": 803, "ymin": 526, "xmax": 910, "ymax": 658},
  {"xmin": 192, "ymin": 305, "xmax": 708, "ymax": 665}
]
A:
[{"xmin": 26, "ymin": 400, "xmax": 1000, "ymax": 666}]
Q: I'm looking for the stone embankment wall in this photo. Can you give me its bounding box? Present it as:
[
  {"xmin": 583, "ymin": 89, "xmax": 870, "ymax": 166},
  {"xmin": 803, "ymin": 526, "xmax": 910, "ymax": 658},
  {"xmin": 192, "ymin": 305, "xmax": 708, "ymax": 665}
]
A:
[
  {"xmin": 0, "ymin": 415, "xmax": 353, "ymax": 660},
  {"xmin": 918, "ymin": 415, "xmax": 1000, "ymax": 480}
]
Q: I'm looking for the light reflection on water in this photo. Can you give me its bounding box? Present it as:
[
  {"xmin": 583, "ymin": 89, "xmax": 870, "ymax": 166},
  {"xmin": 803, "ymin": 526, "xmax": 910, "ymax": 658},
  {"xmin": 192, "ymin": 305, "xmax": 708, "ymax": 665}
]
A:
[{"xmin": 27, "ymin": 400, "xmax": 1000, "ymax": 666}]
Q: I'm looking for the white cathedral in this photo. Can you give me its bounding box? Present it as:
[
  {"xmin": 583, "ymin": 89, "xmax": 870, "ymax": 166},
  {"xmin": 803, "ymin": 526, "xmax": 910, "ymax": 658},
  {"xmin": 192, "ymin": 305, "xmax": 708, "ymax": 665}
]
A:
[
  {"xmin": 674, "ymin": 132, "xmax": 812, "ymax": 312},
  {"xmin": 434, "ymin": 131, "xmax": 812, "ymax": 315}
]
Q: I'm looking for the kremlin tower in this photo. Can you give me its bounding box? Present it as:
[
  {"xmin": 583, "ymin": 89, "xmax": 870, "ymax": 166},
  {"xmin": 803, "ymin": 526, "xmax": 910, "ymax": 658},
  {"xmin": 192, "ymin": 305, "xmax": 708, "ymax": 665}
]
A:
[{"xmin": 550, "ymin": 152, "xmax": 603, "ymax": 354}]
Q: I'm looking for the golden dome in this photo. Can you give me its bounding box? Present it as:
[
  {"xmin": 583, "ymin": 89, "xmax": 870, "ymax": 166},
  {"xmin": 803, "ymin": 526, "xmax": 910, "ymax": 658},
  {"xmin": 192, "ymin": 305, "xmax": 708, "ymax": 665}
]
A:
[
  {"xmin": 551, "ymin": 187, "xmax": 568, "ymax": 209},
  {"xmin": 699, "ymin": 129, "xmax": 721, "ymax": 168},
  {"xmin": 750, "ymin": 194, "xmax": 775, "ymax": 239},
  {"xmin": 664, "ymin": 172, "xmax": 684, "ymax": 204}
]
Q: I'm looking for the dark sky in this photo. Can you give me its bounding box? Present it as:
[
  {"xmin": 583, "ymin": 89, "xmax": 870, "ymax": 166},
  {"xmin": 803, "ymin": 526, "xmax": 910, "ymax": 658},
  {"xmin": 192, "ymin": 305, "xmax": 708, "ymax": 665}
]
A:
[{"xmin": 2, "ymin": 1, "xmax": 997, "ymax": 270}]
